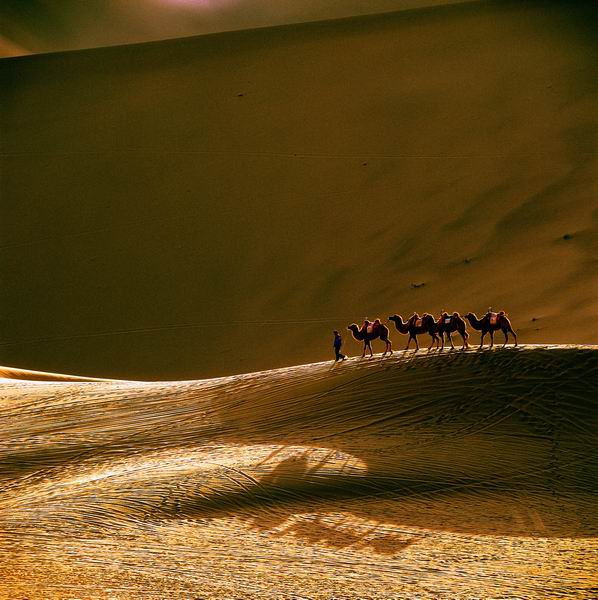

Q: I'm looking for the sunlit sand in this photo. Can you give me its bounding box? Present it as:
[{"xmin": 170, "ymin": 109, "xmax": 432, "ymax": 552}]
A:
[
  {"xmin": 2, "ymin": 0, "xmax": 596, "ymax": 597},
  {"xmin": 1, "ymin": 346, "xmax": 597, "ymax": 598}
]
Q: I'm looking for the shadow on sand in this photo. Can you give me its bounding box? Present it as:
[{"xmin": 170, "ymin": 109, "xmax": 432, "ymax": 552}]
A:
[{"xmin": 2, "ymin": 347, "xmax": 597, "ymax": 554}]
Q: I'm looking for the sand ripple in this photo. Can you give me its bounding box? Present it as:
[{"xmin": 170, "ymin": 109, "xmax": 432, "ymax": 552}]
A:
[{"xmin": 1, "ymin": 345, "xmax": 597, "ymax": 598}]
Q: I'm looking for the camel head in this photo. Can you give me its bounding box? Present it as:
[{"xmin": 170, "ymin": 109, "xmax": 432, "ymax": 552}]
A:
[
  {"xmin": 348, "ymin": 324, "xmax": 359, "ymax": 332},
  {"xmin": 388, "ymin": 315, "xmax": 402, "ymax": 324}
]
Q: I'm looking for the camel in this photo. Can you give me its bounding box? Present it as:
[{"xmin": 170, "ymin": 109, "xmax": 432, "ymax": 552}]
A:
[
  {"xmin": 388, "ymin": 313, "xmax": 440, "ymax": 350},
  {"xmin": 347, "ymin": 319, "xmax": 393, "ymax": 358},
  {"xmin": 436, "ymin": 311, "xmax": 469, "ymax": 350},
  {"xmin": 464, "ymin": 311, "xmax": 517, "ymax": 348}
]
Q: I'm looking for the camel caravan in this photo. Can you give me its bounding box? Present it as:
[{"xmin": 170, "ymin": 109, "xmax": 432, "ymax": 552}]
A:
[{"xmin": 347, "ymin": 310, "xmax": 517, "ymax": 358}]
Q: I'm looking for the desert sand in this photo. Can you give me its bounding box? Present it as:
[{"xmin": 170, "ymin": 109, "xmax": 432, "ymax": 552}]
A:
[
  {"xmin": 1, "ymin": 0, "xmax": 597, "ymax": 598},
  {"xmin": 1, "ymin": 0, "xmax": 597, "ymax": 381},
  {"xmin": 1, "ymin": 346, "xmax": 597, "ymax": 598}
]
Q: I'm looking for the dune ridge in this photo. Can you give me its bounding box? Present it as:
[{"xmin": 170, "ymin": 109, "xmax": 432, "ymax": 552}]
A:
[
  {"xmin": 0, "ymin": 365, "xmax": 117, "ymax": 382},
  {"xmin": 1, "ymin": 345, "xmax": 597, "ymax": 597}
]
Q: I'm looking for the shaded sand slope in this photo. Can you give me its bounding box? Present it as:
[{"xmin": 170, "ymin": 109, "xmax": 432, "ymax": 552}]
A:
[
  {"xmin": 0, "ymin": 365, "xmax": 115, "ymax": 382},
  {"xmin": 1, "ymin": 346, "xmax": 597, "ymax": 598},
  {"xmin": 1, "ymin": 1, "xmax": 597, "ymax": 379}
]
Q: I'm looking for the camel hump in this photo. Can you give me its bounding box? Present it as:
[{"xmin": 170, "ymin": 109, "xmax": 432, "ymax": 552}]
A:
[{"xmin": 453, "ymin": 311, "xmax": 460, "ymax": 317}]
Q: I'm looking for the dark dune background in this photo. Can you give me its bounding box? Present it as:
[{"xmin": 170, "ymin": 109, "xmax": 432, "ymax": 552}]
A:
[
  {"xmin": 1, "ymin": 0, "xmax": 597, "ymax": 380},
  {"xmin": 0, "ymin": 0, "xmax": 477, "ymax": 57}
]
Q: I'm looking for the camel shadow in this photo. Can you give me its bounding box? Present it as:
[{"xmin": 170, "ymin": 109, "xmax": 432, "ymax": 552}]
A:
[
  {"xmin": 232, "ymin": 454, "xmax": 419, "ymax": 553},
  {"xmin": 3, "ymin": 348, "xmax": 597, "ymax": 555},
  {"xmin": 172, "ymin": 347, "xmax": 598, "ymax": 547},
  {"xmin": 144, "ymin": 452, "xmax": 434, "ymax": 554},
  {"xmin": 144, "ymin": 428, "xmax": 597, "ymax": 552}
]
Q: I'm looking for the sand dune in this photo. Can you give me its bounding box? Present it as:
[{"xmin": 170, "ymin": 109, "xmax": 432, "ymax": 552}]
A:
[
  {"xmin": 1, "ymin": 1, "xmax": 596, "ymax": 596},
  {"xmin": 0, "ymin": 365, "xmax": 115, "ymax": 382},
  {"xmin": 0, "ymin": 1, "xmax": 480, "ymax": 58},
  {"xmin": 1, "ymin": 346, "xmax": 597, "ymax": 597},
  {"xmin": 1, "ymin": 0, "xmax": 597, "ymax": 380}
]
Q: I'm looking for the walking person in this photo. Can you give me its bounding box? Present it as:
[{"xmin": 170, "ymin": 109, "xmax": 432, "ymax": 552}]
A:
[{"xmin": 333, "ymin": 330, "xmax": 347, "ymax": 361}]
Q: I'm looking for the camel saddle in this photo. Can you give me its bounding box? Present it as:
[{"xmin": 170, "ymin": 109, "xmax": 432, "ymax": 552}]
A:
[
  {"xmin": 489, "ymin": 312, "xmax": 498, "ymax": 325},
  {"xmin": 414, "ymin": 318, "xmax": 423, "ymax": 328}
]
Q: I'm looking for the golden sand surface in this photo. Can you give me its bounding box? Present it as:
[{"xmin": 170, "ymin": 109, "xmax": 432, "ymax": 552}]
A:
[
  {"xmin": 1, "ymin": 1, "xmax": 596, "ymax": 596},
  {"xmin": 1, "ymin": 0, "xmax": 597, "ymax": 380},
  {"xmin": 1, "ymin": 346, "xmax": 597, "ymax": 598}
]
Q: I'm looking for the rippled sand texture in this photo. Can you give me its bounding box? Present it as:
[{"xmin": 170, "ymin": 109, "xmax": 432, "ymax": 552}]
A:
[{"xmin": 1, "ymin": 346, "xmax": 597, "ymax": 598}]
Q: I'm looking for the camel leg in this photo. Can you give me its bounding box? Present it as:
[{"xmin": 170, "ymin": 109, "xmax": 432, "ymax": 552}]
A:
[
  {"xmin": 502, "ymin": 328, "xmax": 509, "ymax": 347},
  {"xmin": 440, "ymin": 332, "xmax": 445, "ymax": 351},
  {"xmin": 414, "ymin": 335, "xmax": 420, "ymax": 351},
  {"xmin": 447, "ymin": 331, "xmax": 454, "ymax": 350},
  {"xmin": 380, "ymin": 337, "xmax": 391, "ymax": 356},
  {"xmin": 462, "ymin": 330, "xmax": 469, "ymax": 350},
  {"xmin": 405, "ymin": 335, "xmax": 412, "ymax": 351},
  {"xmin": 428, "ymin": 335, "xmax": 435, "ymax": 350},
  {"xmin": 510, "ymin": 327, "xmax": 518, "ymax": 347},
  {"xmin": 367, "ymin": 340, "xmax": 373, "ymax": 357},
  {"xmin": 361, "ymin": 342, "xmax": 367, "ymax": 358},
  {"xmin": 479, "ymin": 332, "xmax": 485, "ymax": 349},
  {"xmin": 489, "ymin": 330, "xmax": 494, "ymax": 348}
]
